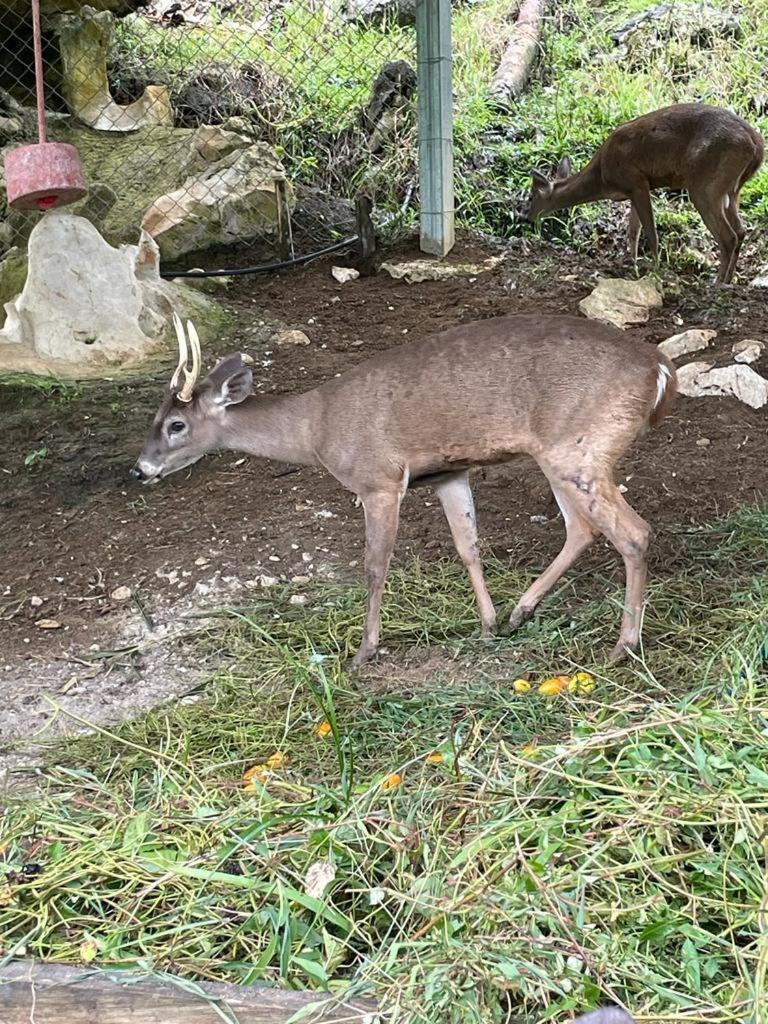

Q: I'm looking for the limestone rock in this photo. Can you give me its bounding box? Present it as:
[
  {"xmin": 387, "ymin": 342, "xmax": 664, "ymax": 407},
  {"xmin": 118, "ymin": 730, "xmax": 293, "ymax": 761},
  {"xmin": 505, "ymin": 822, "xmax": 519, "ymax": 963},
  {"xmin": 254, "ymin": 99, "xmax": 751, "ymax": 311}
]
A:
[
  {"xmin": 579, "ymin": 276, "xmax": 663, "ymax": 329},
  {"xmin": 271, "ymin": 329, "xmax": 310, "ymax": 347},
  {"xmin": 58, "ymin": 8, "xmax": 173, "ymax": 132},
  {"xmin": 141, "ymin": 137, "xmax": 290, "ymax": 260},
  {"xmin": 381, "ymin": 256, "xmax": 503, "ymax": 283},
  {"xmin": 4, "ymin": 123, "xmax": 290, "ymax": 258},
  {"xmin": 0, "ymin": 212, "xmax": 211, "ymax": 376},
  {"xmin": 676, "ymin": 360, "xmax": 768, "ymax": 409},
  {"xmin": 658, "ymin": 328, "xmax": 716, "ymax": 360},
  {"xmin": 732, "ymin": 339, "xmax": 764, "ymax": 364}
]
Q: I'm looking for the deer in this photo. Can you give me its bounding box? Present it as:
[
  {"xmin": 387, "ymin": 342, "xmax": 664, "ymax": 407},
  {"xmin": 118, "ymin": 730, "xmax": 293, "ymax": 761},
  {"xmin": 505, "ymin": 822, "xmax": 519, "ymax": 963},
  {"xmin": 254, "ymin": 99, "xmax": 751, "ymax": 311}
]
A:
[
  {"xmin": 524, "ymin": 103, "xmax": 764, "ymax": 284},
  {"xmin": 132, "ymin": 312, "xmax": 676, "ymax": 669}
]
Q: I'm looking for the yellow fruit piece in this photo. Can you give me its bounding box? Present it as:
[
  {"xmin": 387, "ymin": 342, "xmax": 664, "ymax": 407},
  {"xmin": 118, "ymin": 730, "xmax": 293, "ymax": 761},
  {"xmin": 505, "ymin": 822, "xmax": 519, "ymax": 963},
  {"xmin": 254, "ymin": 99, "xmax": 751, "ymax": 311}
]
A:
[
  {"xmin": 265, "ymin": 751, "xmax": 286, "ymax": 770},
  {"xmin": 80, "ymin": 940, "xmax": 98, "ymax": 963},
  {"xmin": 426, "ymin": 752, "xmax": 443, "ymax": 764},
  {"xmin": 521, "ymin": 742, "xmax": 538, "ymax": 758},
  {"xmin": 568, "ymin": 671, "xmax": 596, "ymax": 695},
  {"xmin": 538, "ymin": 675, "xmax": 571, "ymax": 696},
  {"xmin": 314, "ymin": 720, "xmax": 332, "ymax": 738},
  {"xmin": 513, "ymin": 678, "xmax": 531, "ymax": 693},
  {"xmin": 242, "ymin": 764, "xmax": 269, "ymax": 790},
  {"xmin": 0, "ymin": 886, "xmax": 13, "ymax": 907},
  {"xmin": 381, "ymin": 773, "xmax": 402, "ymax": 790}
]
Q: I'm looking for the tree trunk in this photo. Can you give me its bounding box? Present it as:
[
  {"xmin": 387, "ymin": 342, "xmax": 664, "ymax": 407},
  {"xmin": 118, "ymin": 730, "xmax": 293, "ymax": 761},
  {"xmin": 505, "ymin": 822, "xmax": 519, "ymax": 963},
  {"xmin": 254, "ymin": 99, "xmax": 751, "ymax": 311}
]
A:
[{"xmin": 489, "ymin": 0, "xmax": 547, "ymax": 105}]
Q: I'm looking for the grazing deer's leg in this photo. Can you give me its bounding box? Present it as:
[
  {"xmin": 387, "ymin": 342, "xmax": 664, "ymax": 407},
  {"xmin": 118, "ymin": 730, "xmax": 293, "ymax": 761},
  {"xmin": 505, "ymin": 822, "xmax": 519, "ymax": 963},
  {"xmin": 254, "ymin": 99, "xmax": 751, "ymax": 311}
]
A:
[
  {"xmin": 629, "ymin": 188, "xmax": 658, "ymax": 265},
  {"xmin": 558, "ymin": 476, "xmax": 651, "ymax": 661},
  {"xmin": 508, "ymin": 484, "xmax": 598, "ymax": 631},
  {"xmin": 722, "ymin": 192, "xmax": 746, "ymax": 283},
  {"xmin": 353, "ymin": 490, "xmax": 401, "ymax": 668},
  {"xmin": 433, "ymin": 471, "xmax": 496, "ymax": 635},
  {"xmin": 689, "ymin": 185, "xmax": 738, "ymax": 284},
  {"xmin": 627, "ymin": 205, "xmax": 642, "ymax": 265}
]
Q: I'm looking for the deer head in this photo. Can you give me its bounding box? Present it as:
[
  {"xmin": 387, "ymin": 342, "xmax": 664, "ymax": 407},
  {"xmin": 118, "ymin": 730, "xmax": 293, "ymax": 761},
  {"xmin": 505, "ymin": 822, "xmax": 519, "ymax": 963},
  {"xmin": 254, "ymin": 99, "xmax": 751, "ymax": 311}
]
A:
[
  {"xmin": 131, "ymin": 314, "xmax": 253, "ymax": 484},
  {"xmin": 523, "ymin": 156, "xmax": 572, "ymax": 221}
]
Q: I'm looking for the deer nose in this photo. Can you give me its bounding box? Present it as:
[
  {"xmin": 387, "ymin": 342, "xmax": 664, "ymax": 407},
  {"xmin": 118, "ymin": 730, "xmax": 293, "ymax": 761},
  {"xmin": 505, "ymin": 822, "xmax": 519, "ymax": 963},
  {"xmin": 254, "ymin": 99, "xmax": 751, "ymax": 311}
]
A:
[{"xmin": 130, "ymin": 463, "xmax": 145, "ymax": 481}]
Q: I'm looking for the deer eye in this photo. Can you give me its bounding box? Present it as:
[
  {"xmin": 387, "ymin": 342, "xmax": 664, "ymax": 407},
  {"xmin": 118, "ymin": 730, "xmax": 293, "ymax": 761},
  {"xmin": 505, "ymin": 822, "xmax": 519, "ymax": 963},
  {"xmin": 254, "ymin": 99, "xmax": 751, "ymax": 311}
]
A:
[{"xmin": 168, "ymin": 420, "xmax": 186, "ymax": 435}]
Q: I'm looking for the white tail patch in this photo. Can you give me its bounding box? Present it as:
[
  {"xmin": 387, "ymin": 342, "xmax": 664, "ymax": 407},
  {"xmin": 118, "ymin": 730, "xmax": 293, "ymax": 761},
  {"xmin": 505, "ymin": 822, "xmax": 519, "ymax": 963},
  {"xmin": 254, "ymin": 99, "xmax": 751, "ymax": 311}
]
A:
[{"xmin": 654, "ymin": 362, "xmax": 672, "ymax": 411}]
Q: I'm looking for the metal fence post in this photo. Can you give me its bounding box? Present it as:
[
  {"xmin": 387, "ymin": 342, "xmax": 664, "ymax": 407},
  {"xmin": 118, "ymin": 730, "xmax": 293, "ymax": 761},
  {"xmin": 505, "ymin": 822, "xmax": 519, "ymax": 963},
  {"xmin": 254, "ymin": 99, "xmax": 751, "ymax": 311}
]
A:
[{"xmin": 416, "ymin": 0, "xmax": 455, "ymax": 257}]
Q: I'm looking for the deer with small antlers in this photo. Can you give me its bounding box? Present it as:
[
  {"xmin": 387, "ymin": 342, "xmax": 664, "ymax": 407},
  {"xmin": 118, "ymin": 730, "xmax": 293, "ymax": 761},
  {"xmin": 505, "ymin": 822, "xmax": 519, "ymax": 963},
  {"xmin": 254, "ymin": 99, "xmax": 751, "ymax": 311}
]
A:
[
  {"xmin": 133, "ymin": 312, "xmax": 676, "ymax": 668},
  {"xmin": 525, "ymin": 103, "xmax": 764, "ymax": 284}
]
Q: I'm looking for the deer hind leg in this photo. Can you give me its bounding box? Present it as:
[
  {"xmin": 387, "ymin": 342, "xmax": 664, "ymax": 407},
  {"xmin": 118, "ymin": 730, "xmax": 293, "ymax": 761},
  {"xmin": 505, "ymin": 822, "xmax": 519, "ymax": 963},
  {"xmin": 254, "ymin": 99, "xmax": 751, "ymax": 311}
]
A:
[
  {"xmin": 629, "ymin": 187, "xmax": 658, "ymax": 266},
  {"xmin": 507, "ymin": 483, "xmax": 598, "ymax": 632},
  {"xmin": 433, "ymin": 471, "xmax": 496, "ymax": 636},
  {"xmin": 722, "ymin": 191, "xmax": 746, "ymax": 283},
  {"xmin": 689, "ymin": 184, "xmax": 739, "ymax": 284},
  {"xmin": 353, "ymin": 489, "xmax": 402, "ymax": 668}
]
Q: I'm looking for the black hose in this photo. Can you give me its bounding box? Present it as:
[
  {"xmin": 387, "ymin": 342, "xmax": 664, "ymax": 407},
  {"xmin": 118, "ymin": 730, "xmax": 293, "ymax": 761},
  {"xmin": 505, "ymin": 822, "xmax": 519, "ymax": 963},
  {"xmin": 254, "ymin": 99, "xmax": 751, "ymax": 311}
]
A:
[{"xmin": 159, "ymin": 234, "xmax": 359, "ymax": 280}]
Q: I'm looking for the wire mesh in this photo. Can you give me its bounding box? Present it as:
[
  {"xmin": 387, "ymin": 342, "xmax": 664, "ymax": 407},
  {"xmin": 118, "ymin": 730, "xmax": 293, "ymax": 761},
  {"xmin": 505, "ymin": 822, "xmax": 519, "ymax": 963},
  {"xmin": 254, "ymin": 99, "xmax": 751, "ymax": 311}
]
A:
[{"xmin": 0, "ymin": 0, "xmax": 418, "ymax": 267}]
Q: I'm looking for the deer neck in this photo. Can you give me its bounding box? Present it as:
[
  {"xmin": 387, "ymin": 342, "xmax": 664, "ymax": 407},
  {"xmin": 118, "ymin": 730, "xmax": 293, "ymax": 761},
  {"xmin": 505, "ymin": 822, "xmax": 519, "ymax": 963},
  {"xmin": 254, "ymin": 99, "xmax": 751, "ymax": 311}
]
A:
[
  {"xmin": 547, "ymin": 162, "xmax": 606, "ymax": 212},
  {"xmin": 222, "ymin": 392, "xmax": 320, "ymax": 466}
]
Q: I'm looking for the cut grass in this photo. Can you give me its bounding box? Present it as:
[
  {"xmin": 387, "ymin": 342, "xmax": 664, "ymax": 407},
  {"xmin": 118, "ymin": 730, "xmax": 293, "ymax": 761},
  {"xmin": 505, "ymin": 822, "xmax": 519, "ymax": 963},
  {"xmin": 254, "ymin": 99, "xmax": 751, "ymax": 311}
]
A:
[{"xmin": 1, "ymin": 508, "xmax": 767, "ymax": 1022}]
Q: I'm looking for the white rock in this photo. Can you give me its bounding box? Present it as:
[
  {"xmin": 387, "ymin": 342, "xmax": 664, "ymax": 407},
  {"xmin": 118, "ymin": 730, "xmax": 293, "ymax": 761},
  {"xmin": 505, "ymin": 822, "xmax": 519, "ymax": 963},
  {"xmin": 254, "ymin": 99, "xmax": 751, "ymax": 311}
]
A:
[
  {"xmin": 578, "ymin": 276, "xmax": 663, "ymax": 329},
  {"xmin": 270, "ymin": 329, "xmax": 311, "ymax": 347},
  {"xmin": 110, "ymin": 585, "xmax": 132, "ymax": 602},
  {"xmin": 677, "ymin": 361, "xmax": 768, "ymax": 409},
  {"xmin": 257, "ymin": 574, "xmax": 279, "ymax": 588},
  {"xmin": 658, "ymin": 328, "xmax": 716, "ymax": 360},
  {"xmin": 380, "ymin": 255, "xmax": 503, "ymax": 283},
  {"xmin": 289, "ymin": 594, "xmax": 308, "ymax": 605},
  {"xmin": 0, "ymin": 213, "xmax": 202, "ymax": 376},
  {"xmin": 30, "ymin": 596, "xmax": 44, "ymax": 608},
  {"xmin": 732, "ymin": 339, "xmax": 765, "ymax": 364},
  {"xmin": 331, "ymin": 266, "xmax": 360, "ymax": 284},
  {"xmin": 750, "ymin": 269, "xmax": 768, "ymax": 288}
]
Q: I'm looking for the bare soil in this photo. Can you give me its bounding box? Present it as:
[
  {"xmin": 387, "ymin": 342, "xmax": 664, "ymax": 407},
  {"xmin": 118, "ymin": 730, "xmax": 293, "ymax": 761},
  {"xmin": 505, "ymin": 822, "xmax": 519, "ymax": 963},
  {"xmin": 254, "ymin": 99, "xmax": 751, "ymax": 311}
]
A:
[{"xmin": 1, "ymin": 233, "xmax": 767, "ymax": 761}]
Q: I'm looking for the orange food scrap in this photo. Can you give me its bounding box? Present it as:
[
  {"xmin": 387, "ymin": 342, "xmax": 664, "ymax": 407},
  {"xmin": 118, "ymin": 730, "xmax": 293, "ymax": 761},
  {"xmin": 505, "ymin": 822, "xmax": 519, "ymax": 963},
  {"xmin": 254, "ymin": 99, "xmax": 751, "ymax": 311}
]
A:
[
  {"xmin": 513, "ymin": 678, "xmax": 531, "ymax": 693},
  {"xmin": 538, "ymin": 675, "xmax": 571, "ymax": 696},
  {"xmin": 426, "ymin": 752, "xmax": 443, "ymax": 764},
  {"xmin": 314, "ymin": 720, "xmax": 333, "ymax": 738},
  {"xmin": 381, "ymin": 773, "xmax": 402, "ymax": 790}
]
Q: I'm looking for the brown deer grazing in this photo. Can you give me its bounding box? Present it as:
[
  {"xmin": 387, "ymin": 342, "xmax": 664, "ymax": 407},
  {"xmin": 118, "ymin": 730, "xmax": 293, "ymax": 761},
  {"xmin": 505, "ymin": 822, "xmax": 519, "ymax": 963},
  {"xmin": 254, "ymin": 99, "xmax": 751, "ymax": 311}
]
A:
[
  {"xmin": 525, "ymin": 103, "xmax": 764, "ymax": 284},
  {"xmin": 133, "ymin": 313, "xmax": 676, "ymax": 668}
]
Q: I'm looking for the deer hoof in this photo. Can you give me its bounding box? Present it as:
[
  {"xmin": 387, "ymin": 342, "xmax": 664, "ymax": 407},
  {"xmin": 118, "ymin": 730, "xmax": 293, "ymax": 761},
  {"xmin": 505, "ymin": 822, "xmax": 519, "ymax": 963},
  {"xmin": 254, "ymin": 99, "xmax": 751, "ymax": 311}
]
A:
[
  {"xmin": 607, "ymin": 641, "xmax": 638, "ymax": 665},
  {"xmin": 507, "ymin": 605, "xmax": 534, "ymax": 633},
  {"xmin": 347, "ymin": 646, "xmax": 376, "ymax": 673}
]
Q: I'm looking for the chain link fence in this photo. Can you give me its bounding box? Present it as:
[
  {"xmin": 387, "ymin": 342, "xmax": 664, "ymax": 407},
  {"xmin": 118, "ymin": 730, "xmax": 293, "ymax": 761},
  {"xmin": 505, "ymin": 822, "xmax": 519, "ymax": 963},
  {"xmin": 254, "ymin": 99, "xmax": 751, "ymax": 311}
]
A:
[{"xmin": 1, "ymin": 0, "xmax": 419, "ymax": 268}]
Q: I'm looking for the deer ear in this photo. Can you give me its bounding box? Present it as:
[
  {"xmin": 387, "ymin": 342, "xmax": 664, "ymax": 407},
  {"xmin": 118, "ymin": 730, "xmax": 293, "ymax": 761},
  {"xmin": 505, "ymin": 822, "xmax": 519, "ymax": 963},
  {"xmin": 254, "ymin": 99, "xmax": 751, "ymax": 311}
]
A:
[
  {"xmin": 556, "ymin": 156, "xmax": 572, "ymax": 179},
  {"xmin": 211, "ymin": 365, "xmax": 253, "ymax": 407},
  {"xmin": 531, "ymin": 169, "xmax": 552, "ymax": 195}
]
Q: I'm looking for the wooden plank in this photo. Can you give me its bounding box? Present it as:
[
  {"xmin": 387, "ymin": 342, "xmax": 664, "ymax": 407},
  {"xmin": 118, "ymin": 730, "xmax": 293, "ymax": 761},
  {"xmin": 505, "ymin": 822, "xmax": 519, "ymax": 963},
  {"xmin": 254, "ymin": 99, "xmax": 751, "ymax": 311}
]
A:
[
  {"xmin": 274, "ymin": 179, "xmax": 293, "ymax": 262},
  {"xmin": 416, "ymin": 0, "xmax": 455, "ymax": 257},
  {"xmin": 0, "ymin": 962, "xmax": 377, "ymax": 1024}
]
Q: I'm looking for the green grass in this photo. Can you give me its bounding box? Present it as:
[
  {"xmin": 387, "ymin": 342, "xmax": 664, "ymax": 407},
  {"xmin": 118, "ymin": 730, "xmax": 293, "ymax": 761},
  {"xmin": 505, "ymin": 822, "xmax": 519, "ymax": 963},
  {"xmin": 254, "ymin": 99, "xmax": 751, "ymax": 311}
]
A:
[{"xmin": 2, "ymin": 508, "xmax": 767, "ymax": 1021}]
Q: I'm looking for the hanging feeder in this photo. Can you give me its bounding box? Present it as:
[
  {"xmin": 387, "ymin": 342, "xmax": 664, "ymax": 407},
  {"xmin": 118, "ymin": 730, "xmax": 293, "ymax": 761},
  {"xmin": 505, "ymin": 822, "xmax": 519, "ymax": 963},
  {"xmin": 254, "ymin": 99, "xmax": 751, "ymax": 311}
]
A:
[{"xmin": 3, "ymin": 0, "xmax": 87, "ymax": 212}]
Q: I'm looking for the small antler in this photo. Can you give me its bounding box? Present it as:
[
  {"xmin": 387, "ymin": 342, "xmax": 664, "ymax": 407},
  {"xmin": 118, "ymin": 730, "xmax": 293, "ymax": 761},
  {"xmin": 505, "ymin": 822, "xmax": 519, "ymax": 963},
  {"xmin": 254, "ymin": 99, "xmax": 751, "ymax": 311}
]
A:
[{"xmin": 169, "ymin": 312, "xmax": 202, "ymax": 402}]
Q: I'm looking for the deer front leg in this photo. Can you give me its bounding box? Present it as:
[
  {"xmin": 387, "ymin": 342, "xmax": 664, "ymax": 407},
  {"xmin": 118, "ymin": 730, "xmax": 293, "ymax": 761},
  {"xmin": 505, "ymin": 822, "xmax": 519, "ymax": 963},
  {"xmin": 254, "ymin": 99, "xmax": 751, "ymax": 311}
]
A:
[
  {"xmin": 351, "ymin": 490, "xmax": 401, "ymax": 669},
  {"xmin": 629, "ymin": 187, "xmax": 658, "ymax": 266},
  {"xmin": 627, "ymin": 204, "xmax": 642, "ymax": 266}
]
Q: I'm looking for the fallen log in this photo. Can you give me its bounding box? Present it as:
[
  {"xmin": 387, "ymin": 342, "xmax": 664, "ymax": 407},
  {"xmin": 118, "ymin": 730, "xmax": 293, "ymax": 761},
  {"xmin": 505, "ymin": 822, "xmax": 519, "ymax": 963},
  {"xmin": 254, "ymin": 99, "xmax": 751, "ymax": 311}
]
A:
[
  {"xmin": 0, "ymin": 962, "xmax": 377, "ymax": 1024},
  {"xmin": 489, "ymin": 0, "xmax": 547, "ymax": 105}
]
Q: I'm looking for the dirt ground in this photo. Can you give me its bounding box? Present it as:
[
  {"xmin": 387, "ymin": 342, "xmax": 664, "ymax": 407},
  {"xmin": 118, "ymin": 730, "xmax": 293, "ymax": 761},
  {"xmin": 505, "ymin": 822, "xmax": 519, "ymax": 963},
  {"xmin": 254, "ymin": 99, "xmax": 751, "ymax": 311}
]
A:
[{"xmin": 1, "ymin": 233, "xmax": 767, "ymax": 763}]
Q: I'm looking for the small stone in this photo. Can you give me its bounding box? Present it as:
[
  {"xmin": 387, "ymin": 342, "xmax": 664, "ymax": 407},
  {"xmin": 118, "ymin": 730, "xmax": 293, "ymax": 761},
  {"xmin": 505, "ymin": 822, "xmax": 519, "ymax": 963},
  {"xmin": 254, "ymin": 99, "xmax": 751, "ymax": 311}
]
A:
[
  {"xmin": 579, "ymin": 276, "xmax": 663, "ymax": 329},
  {"xmin": 658, "ymin": 328, "xmax": 716, "ymax": 360},
  {"xmin": 271, "ymin": 329, "xmax": 311, "ymax": 347},
  {"xmin": 696, "ymin": 438, "xmax": 711, "ymax": 447},
  {"xmin": 331, "ymin": 266, "xmax": 360, "ymax": 284},
  {"xmin": 35, "ymin": 618, "xmax": 62, "ymax": 629},
  {"xmin": 291, "ymin": 575, "xmax": 311, "ymax": 584},
  {"xmin": 30, "ymin": 596, "xmax": 44, "ymax": 608},
  {"xmin": 110, "ymin": 585, "xmax": 131, "ymax": 602},
  {"xmin": 289, "ymin": 594, "xmax": 308, "ymax": 605},
  {"xmin": 194, "ymin": 582, "xmax": 211, "ymax": 596},
  {"xmin": 732, "ymin": 339, "xmax": 765, "ymax": 364},
  {"xmin": 268, "ymin": 555, "xmax": 280, "ymax": 562},
  {"xmin": 257, "ymin": 575, "xmax": 279, "ymax": 588},
  {"xmin": 301, "ymin": 552, "xmax": 312, "ymax": 562},
  {"xmin": 194, "ymin": 556, "xmax": 209, "ymax": 566}
]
